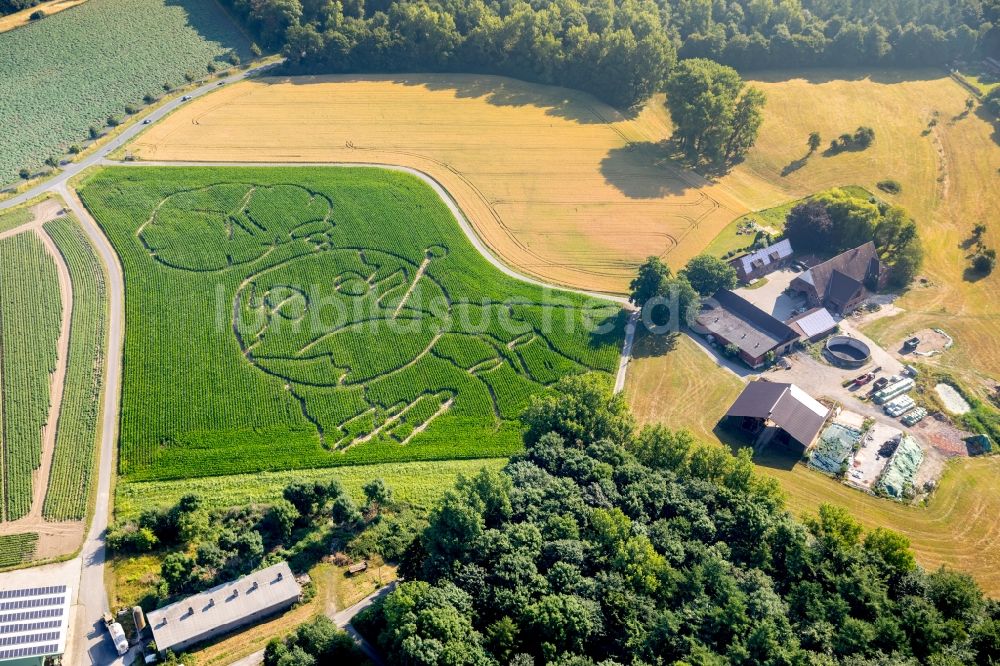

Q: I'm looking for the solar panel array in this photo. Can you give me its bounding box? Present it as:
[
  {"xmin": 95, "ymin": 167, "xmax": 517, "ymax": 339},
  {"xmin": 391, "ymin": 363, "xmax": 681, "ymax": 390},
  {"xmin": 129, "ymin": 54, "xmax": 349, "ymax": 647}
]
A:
[
  {"xmin": 0, "ymin": 585, "xmax": 69, "ymax": 661},
  {"xmin": 0, "ymin": 587, "xmax": 66, "ymax": 601}
]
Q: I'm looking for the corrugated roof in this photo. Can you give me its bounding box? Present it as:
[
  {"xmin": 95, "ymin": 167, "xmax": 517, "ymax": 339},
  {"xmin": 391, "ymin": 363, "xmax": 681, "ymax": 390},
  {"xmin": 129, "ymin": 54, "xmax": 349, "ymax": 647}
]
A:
[
  {"xmin": 788, "ymin": 307, "xmax": 837, "ymax": 338},
  {"xmin": 148, "ymin": 562, "xmax": 301, "ymax": 653},
  {"xmin": 737, "ymin": 239, "xmax": 793, "ymax": 274},
  {"xmin": 0, "ymin": 586, "xmax": 70, "ymax": 661},
  {"xmin": 796, "ymin": 242, "xmax": 880, "ymax": 304}
]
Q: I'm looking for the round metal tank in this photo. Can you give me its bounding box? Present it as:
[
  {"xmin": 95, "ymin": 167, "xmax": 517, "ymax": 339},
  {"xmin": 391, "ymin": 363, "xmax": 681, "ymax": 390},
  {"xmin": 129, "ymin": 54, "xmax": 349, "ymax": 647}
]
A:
[{"xmin": 824, "ymin": 335, "xmax": 872, "ymax": 368}]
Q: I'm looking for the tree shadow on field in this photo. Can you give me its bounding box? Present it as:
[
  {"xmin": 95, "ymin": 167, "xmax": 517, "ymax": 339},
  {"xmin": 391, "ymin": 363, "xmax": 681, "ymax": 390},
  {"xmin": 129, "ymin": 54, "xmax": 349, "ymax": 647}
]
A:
[
  {"xmin": 745, "ymin": 68, "xmax": 946, "ymax": 86},
  {"xmin": 278, "ymin": 72, "xmax": 639, "ymax": 125},
  {"xmin": 600, "ymin": 142, "xmax": 700, "ymax": 199},
  {"xmin": 781, "ymin": 154, "xmax": 810, "ymax": 176},
  {"xmin": 974, "ymin": 105, "xmax": 1000, "ymax": 148},
  {"xmin": 163, "ymin": 0, "xmax": 253, "ymax": 60},
  {"xmin": 630, "ymin": 330, "xmax": 680, "ymax": 360}
]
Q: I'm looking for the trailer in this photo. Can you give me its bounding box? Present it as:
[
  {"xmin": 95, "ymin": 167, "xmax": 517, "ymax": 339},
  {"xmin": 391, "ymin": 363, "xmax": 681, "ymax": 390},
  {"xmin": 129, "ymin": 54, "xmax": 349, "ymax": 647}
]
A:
[
  {"xmin": 873, "ymin": 378, "xmax": 915, "ymax": 405},
  {"xmin": 885, "ymin": 395, "xmax": 916, "ymax": 417},
  {"xmin": 901, "ymin": 407, "xmax": 928, "ymax": 426}
]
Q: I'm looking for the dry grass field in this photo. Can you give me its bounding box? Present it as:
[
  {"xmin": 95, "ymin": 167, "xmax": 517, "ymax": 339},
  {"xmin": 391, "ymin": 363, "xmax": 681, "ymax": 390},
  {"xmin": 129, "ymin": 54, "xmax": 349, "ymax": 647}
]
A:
[
  {"xmin": 128, "ymin": 73, "xmax": 746, "ymax": 293},
  {"xmin": 721, "ymin": 71, "xmax": 1000, "ymax": 386}
]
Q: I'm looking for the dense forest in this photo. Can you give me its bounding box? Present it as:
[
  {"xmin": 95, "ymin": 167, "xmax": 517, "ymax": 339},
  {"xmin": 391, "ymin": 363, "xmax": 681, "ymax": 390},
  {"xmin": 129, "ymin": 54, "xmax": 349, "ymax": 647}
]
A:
[
  {"xmin": 221, "ymin": 0, "xmax": 1000, "ymax": 107},
  {"xmin": 0, "ymin": 0, "xmax": 42, "ymax": 16},
  {"xmin": 348, "ymin": 374, "xmax": 1000, "ymax": 665}
]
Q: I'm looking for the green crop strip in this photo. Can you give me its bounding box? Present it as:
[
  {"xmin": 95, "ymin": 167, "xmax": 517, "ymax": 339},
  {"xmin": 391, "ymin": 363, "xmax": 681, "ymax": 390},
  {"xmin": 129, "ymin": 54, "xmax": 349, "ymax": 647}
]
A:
[
  {"xmin": 42, "ymin": 216, "xmax": 107, "ymax": 521},
  {"xmin": 0, "ymin": 533, "xmax": 38, "ymax": 568},
  {"xmin": 0, "ymin": 232, "xmax": 60, "ymax": 520},
  {"xmin": 81, "ymin": 167, "xmax": 624, "ymax": 481}
]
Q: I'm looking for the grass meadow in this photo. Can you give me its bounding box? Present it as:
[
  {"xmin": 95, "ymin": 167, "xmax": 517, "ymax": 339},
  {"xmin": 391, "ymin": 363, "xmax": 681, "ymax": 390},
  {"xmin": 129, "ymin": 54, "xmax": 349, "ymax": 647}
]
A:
[{"xmin": 80, "ymin": 166, "xmax": 622, "ymax": 482}]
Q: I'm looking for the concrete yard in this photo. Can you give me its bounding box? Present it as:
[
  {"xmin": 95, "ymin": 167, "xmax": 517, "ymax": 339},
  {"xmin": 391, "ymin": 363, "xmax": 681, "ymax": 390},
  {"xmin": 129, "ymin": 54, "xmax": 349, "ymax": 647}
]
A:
[
  {"xmin": 734, "ymin": 267, "xmax": 806, "ymax": 320},
  {"xmin": 847, "ymin": 421, "xmax": 902, "ymax": 491}
]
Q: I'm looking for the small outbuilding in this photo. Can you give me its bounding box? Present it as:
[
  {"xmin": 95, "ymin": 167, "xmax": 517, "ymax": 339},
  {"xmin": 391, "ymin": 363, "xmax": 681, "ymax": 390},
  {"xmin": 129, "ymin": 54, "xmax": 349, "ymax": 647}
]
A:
[
  {"xmin": 787, "ymin": 307, "xmax": 838, "ymax": 342},
  {"xmin": 147, "ymin": 562, "xmax": 301, "ymax": 656},
  {"xmin": 730, "ymin": 238, "xmax": 794, "ymax": 282},
  {"xmin": 725, "ymin": 381, "xmax": 831, "ymax": 451}
]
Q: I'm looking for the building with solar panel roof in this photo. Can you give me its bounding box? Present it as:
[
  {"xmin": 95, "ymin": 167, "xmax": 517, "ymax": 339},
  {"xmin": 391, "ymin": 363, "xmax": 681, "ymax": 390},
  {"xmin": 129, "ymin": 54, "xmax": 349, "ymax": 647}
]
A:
[{"xmin": 0, "ymin": 585, "xmax": 70, "ymax": 665}]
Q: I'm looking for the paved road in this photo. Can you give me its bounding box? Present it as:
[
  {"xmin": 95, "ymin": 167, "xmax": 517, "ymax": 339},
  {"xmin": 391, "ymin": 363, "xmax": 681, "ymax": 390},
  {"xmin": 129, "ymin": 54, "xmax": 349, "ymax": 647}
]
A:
[{"xmin": 0, "ymin": 61, "xmax": 280, "ymax": 666}]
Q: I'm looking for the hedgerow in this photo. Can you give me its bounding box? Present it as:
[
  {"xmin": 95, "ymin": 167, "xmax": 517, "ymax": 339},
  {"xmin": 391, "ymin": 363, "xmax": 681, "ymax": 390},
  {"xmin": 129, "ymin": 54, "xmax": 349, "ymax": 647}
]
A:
[
  {"xmin": 0, "ymin": 0, "xmax": 250, "ymax": 182},
  {"xmin": 42, "ymin": 217, "xmax": 107, "ymax": 521},
  {"xmin": 80, "ymin": 167, "xmax": 623, "ymax": 482},
  {"xmin": 0, "ymin": 232, "xmax": 61, "ymax": 520}
]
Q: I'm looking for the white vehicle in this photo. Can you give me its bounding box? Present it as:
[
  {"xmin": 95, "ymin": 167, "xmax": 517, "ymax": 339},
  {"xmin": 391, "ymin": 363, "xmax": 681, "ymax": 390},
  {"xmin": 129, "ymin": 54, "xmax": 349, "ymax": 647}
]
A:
[
  {"xmin": 108, "ymin": 621, "xmax": 129, "ymax": 655},
  {"xmin": 181, "ymin": 95, "xmax": 191, "ymax": 101},
  {"xmin": 884, "ymin": 395, "xmax": 916, "ymax": 417}
]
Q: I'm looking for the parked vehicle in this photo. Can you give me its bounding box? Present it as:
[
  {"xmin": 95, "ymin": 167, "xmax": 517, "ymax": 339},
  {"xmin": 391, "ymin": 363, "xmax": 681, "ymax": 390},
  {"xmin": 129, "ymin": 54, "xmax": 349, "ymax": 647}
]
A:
[
  {"xmin": 873, "ymin": 378, "xmax": 915, "ymax": 404},
  {"xmin": 103, "ymin": 613, "xmax": 129, "ymax": 656},
  {"xmin": 853, "ymin": 372, "xmax": 875, "ymax": 386},
  {"xmin": 904, "ymin": 336, "xmax": 920, "ymax": 351},
  {"xmin": 872, "ymin": 377, "xmax": 890, "ymax": 391},
  {"xmin": 181, "ymin": 95, "xmax": 191, "ymax": 101},
  {"xmin": 885, "ymin": 395, "xmax": 916, "ymax": 417},
  {"xmin": 902, "ymin": 407, "xmax": 928, "ymax": 426},
  {"xmin": 142, "ymin": 119, "xmax": 151, "ymax": 124}
]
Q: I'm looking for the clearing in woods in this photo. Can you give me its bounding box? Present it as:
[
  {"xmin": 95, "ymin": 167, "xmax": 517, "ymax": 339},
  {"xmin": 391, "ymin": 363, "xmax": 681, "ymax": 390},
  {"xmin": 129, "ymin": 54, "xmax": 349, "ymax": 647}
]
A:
[
  {"xmin": 127, "ymin": 73, "xmax": 747, "ymax": 294},
  {"xmin": 79, "ymin": 166, "xmax": 623, "ymax": 482}
]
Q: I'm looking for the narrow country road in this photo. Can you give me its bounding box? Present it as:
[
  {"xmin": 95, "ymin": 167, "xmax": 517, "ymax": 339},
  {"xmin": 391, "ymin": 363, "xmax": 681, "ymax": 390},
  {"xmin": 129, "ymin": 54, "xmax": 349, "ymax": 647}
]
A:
[
  {"xmin": 0, "ymin": 57, "xmax": 637, "ymax": 664},
  {"xmin": 0, "ymin": 61, "xmax": 281, "ymax": 666}
]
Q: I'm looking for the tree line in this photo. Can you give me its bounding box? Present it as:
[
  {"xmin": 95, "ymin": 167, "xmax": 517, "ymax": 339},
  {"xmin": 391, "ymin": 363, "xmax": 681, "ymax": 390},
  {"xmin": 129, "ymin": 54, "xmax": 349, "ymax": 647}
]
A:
[
  {"xmin": 220, "ymin": 0, "xmax": 1000, "ymax": 110},
  {"xmin": 352, "ymin": 374, "xmax": 1000, "ymax": 665}
]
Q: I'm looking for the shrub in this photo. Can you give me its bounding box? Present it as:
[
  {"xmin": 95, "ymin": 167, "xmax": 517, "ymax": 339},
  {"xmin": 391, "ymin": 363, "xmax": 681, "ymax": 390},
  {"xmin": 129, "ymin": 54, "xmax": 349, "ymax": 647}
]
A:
[
  {"xmin": 124, "ymin": 103, "xmax": 139, "ymax": 115},
  {"xmin": 88, "ymin": 126, "xmax": 100, "ymax": 140},
  {"xmin": 68, "ymin": 144, "xmax": 81, "ymax": 154},
  {"xmin": 182, "ymin": 71, "xmax": 196, "ymax": 82},
  {"xmin": 106, "ymin": 115, "xmax": 121, "ymax": 127},
  {"xmin": 250, "ymin": 43, "xmax": 262, "ymax": 58},
  {"xmin": 18, "ymin": 168, "xmax": 30, "ymax": 180},
  {"xmin": 206, "ymin": 61, "xmax": 217, "ymax": 73},
  {"xmin": 971, "ymin": 250, "xmax": 996, "ymax": 275},
  {"xmin": 29, "ymin": 10, "xmax": 45, "ymax": 21},
  {"xmin": 877, "ymin": 179, "xmax": 902, "ymax": 194}
]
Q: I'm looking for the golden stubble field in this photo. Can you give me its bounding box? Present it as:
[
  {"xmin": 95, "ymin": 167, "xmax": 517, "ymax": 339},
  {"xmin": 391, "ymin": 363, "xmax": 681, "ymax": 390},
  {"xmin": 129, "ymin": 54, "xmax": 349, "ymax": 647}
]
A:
[{"xmin": 129, "ymin": 73, "xmax": 746, "ymax": 293}]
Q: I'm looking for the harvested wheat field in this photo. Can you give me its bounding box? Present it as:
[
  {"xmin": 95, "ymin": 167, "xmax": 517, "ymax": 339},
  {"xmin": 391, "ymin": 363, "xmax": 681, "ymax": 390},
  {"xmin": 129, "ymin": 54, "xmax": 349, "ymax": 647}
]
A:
[
  {"xmin": 129, "ymin": 74, "xmax": 746, "ymax": 293},
  {"xmin": 724, "ymin": 70, "xmax": 1000, "ymax": 386}
]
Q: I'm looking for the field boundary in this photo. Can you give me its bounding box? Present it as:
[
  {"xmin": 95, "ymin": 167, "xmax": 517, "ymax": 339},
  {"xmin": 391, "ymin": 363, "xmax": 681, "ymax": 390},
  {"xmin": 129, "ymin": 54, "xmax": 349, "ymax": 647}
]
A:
[{"xmin": 100, "ymin": 159, "xmax": 632, "ymax": 306}]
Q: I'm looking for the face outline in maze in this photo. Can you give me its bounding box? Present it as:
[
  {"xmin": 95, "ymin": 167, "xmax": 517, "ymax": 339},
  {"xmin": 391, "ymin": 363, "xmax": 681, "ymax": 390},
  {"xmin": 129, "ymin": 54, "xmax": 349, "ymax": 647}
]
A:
[{"xmin": 138, "ymin": 181, "xmax": 577, "ymax": 449}]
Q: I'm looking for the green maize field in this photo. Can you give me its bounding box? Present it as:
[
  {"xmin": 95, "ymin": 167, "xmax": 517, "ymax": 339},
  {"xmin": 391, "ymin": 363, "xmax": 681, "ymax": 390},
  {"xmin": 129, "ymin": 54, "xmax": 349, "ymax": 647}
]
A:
[
  {"xmin": 0, "ymin": 0, "xmax": 249, "ymax": 182},
  {"xmin": 42, "ymin": 216, "xmax": 107, "ymax": 521},
  {"xmin": 80, "ymin": 167, "xmax": 624, "ymax": 482},
  {"xmin": 0, "ymin": 231, "xmax": 61, "ymax": 520},
  {"xmin": 0, "ymin": 533, "xmax": 38, "ymax": 568}
]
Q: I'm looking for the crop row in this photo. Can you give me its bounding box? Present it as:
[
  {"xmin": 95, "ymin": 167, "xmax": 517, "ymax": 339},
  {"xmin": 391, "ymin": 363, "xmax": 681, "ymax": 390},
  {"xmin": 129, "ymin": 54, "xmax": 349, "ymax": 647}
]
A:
[
  {"xmin": 0, "ymin": 0, "xmax": 250, "ymax": 182},
  {"xmin": 0, "ymin": 232, "xmax": 61, "ymax": 521},
  {"xmin": 79, "ymin": 166, "xmax": 625, "ymax": 481},
  {"xmin": 42, "ymin": 217, "xmax": 107, "ymax": 521},
  {"xmin": 0, "ymin": 532, "xmax": 38, "ymax": 568}
]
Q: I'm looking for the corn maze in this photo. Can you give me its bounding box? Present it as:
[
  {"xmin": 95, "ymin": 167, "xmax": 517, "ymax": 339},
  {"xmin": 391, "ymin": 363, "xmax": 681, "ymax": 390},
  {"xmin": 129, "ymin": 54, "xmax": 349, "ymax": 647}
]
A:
[
  {"xmin": 0, "ymin": 233, "xmax": 61, "ymax": 521},
  {"xmin": 42, "ymin": 217, "xmax": 107, "ymax": 521},
  {"xmin": 81, "ymin": 167, "xmax": 624, "ymax": 481}
]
